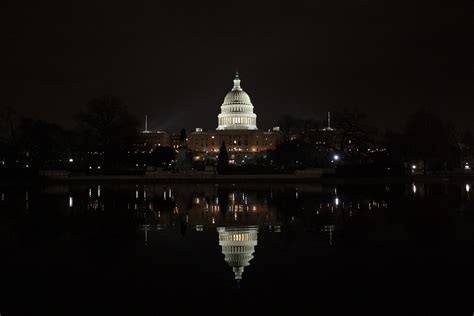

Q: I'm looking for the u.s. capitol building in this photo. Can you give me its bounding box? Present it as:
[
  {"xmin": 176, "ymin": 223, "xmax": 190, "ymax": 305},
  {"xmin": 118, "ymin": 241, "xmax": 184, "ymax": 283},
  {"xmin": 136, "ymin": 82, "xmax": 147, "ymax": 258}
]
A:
[{"xmin": 140, "ymin": 72, "xmax": 282, "ymax": 164}]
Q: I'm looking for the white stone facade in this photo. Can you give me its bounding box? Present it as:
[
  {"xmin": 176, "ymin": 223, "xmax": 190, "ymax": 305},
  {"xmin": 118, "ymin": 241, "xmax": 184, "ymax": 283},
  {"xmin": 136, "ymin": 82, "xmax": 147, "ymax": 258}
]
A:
[{"xmin": 217, "ymin": 73, "xmax": 257, "ymax": 130}]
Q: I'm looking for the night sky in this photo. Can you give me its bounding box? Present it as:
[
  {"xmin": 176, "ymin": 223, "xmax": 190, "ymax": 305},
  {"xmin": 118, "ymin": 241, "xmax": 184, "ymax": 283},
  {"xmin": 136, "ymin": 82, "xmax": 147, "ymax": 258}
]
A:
[{"xmin": 3, "ymin": 0, "xmax": 472, "ymax": 132}]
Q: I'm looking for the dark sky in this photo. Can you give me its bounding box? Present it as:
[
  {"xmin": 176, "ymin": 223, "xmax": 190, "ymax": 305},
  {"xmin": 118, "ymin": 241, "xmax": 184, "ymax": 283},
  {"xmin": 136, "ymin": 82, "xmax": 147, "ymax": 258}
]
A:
[{"xmin": 3, "ymin": 0, "xmax": 472, "ymax": 132}]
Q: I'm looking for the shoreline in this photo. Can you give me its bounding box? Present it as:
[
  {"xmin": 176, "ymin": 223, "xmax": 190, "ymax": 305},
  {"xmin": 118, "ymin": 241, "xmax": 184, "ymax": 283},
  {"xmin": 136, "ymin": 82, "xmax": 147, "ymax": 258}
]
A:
[{"xmin": 1, "ymin": 173, "xmax": 474, "ymax": 186}]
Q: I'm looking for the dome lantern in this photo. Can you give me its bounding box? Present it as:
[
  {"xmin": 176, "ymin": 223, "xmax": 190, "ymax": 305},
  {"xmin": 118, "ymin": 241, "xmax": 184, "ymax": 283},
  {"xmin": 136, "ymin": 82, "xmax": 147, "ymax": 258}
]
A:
[{"xmin": 233, "ymin": 71, "xmax": 242, "ymax": 91}]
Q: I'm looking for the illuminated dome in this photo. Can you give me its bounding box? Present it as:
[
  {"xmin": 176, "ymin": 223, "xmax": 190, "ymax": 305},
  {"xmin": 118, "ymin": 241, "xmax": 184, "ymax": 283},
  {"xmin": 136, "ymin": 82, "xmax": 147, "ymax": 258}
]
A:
[
  {"xmin": 223, "ymin": 89, "xmax": 251, "ymax": 105},
  {"xmin": 217, "ymin": 226, "xmax": 258, "ymax": 281},
  {"xmin": 217, "ymin": 72, "xmax": 257, "ymax": 130}
]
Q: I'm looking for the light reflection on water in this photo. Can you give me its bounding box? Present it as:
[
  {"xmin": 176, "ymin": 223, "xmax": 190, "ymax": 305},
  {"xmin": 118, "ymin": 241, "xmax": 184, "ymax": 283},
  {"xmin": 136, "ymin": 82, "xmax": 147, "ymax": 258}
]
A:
[
  {"xmin": 0, "ymin": 182, "xmax": 473, "ymax": 313},
  {"xmin": 2, "ymin": 183, "xmax": 471, "ymax": 247}
]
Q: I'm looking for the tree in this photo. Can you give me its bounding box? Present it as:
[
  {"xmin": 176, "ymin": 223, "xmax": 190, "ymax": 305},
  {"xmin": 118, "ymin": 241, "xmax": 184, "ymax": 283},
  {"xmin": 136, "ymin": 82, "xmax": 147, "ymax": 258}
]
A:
[
  {"xmin": 0, "ymin": 106, "xmax": 18, "ymax": 143},
  {"xmin": 16, "ymin": 119, "xmax": 72, "ymax": 169},
  {"xmin": 277, "ymin": 114, "xmax": 319, "ymax": 141},
  {"xmin": 217, "ymin": 141, "xmax": 229, "ymax": 170},
  {"xmin": 150, "ymin": 146, "xmax": 175, "ymax": 167},
  {"xmin": 403, "ymin": 108, "xmax": 454, "ymax": 174},
  {"xmin": 180, "ymin": 128, "xmax": 187, "ymax": 146},
  {"xmin": 460, "ymin": 130, "xmax": 474, "ymax": 159},
  {"xmin": 331, "ymin": 107, "xmax": 376, "ymax": 153},
  {"xmin": 78, "ymin": 95, "xmax": 139, "ymax": 163},
  {"xmin": 0, "ymin": 106, "xmax": 20, "ymax": 165}
]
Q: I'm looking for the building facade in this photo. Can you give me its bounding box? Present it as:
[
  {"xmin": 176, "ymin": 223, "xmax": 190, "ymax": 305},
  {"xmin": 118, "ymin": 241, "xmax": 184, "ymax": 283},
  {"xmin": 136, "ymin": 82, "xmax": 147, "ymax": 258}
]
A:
[
  {"xmin": 138, "ymin": 72, "xmax": 282, "ymax": 162},
  {"xmin": 188, "ymin": 73, "xmax": 281, "ymax": 162}
]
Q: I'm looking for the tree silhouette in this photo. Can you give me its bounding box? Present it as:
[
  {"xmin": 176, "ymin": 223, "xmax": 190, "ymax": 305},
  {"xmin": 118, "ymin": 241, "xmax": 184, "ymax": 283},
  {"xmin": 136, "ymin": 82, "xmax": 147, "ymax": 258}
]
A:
[
  {"xmin": 180, "ymin": 128, "xmax": 187, "ymax": 146},
  {"xmin": 217, "ymin": 141, "xmax": 229, "ymax": 170},
  {"xmin": 403, "ymin": 108, "xmax": 455, "ymax": 173},
  {"xmin": 78, "ymin": 95, "xmax": 139, "ymax": 155},
  {"xmin": 331, "ymin": 107, "xmax": 377, "ymax": 154}
]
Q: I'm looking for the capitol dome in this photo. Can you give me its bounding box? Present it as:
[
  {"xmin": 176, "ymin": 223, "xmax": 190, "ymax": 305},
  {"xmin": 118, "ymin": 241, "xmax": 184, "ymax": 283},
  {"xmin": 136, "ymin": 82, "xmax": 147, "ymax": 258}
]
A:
[
  {"xmin": 217, "ymin": 226, "xmax": 258, "ymax": 281},
  {"xmin": 223, "ymin": 89, "xmax": 252, "ymax": 105},
  {"xmin": 217, "ymin": 72, "xmax": 258, "ymax": 130}
]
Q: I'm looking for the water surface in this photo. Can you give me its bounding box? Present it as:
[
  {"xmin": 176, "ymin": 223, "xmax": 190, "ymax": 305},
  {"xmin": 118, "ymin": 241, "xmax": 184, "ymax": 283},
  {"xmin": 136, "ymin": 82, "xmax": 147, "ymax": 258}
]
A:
[{"xmin": 1, "ymin": 182, "xmax": 473, "ymax": 315}]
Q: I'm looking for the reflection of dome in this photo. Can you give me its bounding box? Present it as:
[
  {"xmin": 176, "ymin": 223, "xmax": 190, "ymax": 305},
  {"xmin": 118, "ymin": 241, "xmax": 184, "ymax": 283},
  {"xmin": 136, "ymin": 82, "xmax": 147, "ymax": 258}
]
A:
[
  {"xmin": 217, "ymin": 72, "xmax": 257, "ymax": 130},
  {"xmin": 217, "ymin": 226, "xmax": 258, "ymax": 281}
]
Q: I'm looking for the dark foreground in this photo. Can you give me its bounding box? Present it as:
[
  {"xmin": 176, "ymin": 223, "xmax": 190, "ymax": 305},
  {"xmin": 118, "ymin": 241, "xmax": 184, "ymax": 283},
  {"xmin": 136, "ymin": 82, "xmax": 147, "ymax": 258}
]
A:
[{"xmin": 1, "ymin": 182, "xmax": 473, "ymax": 315}]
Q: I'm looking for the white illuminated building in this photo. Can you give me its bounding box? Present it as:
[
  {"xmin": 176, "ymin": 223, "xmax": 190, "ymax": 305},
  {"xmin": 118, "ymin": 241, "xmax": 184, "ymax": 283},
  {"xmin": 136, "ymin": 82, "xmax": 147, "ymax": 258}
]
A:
[
  {"xmin": 217, "ymin": 72, "xmax": 258, "ymax": 130},
  {"xmin": 217, "ymin": 226, "xmax": 258, "ymax": 281}
]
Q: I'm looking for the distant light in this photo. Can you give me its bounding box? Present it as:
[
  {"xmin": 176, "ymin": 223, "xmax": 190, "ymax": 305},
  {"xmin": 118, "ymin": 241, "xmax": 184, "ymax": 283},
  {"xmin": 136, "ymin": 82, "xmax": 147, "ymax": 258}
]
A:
[
  {"xmin": 466, "ymin": 184, "xmax": 470, "ymax": 193},
  {"xmin": 465, "ymin": 165, "xmax": 471, "ymax": 170},
  {"xmin": 412, "ymin": 165, "xmax": 417, "ymax": 169},
  {"xmin": 334, "ymin": 155, "xmax": 339, "ymax": 161},
  {"xmin": 69, "ymin": 196, "xmax": 73, "ymax": 207},
  {"xmin": 412, "ymin": 184, "xmax": 417, "ymax": 194},
  {"xmin": 68, "ymin": 158, "xmax": 74, "ymax": 163},
  {"xmin": 97, "ymin": 166, "xmax": 101, "ymax": 170},
  {"xmin": 25, "ymin": 164, "xmax": 29, "ymax": 168},
  {"xmin": 335, "ymin": 197, "xmax": 339, "ymax": 206},
  {"xmin": 89, "ymin": 166, "xmax": 92, "ymax": 169}
]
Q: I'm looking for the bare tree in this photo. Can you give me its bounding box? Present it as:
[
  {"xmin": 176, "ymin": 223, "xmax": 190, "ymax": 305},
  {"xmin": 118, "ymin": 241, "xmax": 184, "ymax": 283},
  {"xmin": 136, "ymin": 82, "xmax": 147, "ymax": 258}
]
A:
[{"xmin": 78, "ymin": 95, "xmax": 139, "ymax": 154}]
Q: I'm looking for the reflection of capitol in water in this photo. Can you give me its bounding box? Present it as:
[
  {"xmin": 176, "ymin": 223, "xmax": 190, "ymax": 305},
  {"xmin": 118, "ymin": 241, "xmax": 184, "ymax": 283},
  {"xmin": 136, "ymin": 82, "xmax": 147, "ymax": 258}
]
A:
[{"xmin": 217, "ymin": 226, "xmax": 258, "ymax": 281}]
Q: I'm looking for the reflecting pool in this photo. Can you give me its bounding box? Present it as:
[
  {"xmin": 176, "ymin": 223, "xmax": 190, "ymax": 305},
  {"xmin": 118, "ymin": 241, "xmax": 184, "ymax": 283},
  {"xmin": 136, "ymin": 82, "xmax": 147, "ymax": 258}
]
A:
[{"xmin": 0, "ymin": 183, "xmax": 473, "ymax": 314}]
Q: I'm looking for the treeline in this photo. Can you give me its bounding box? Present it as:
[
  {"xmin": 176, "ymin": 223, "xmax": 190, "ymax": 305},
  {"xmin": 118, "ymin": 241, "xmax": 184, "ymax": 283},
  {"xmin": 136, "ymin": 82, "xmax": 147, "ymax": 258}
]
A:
[
  {"xmin": 271, "ymin": 107, "xmax": 473, "ymax": 174},
  {"xmin": 0, "ymin": 95, "xmax": 148, "ymax": 171},
  {"xmin": 1, "ymin": 98, "xmax": 473, "ymax": 175}
]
